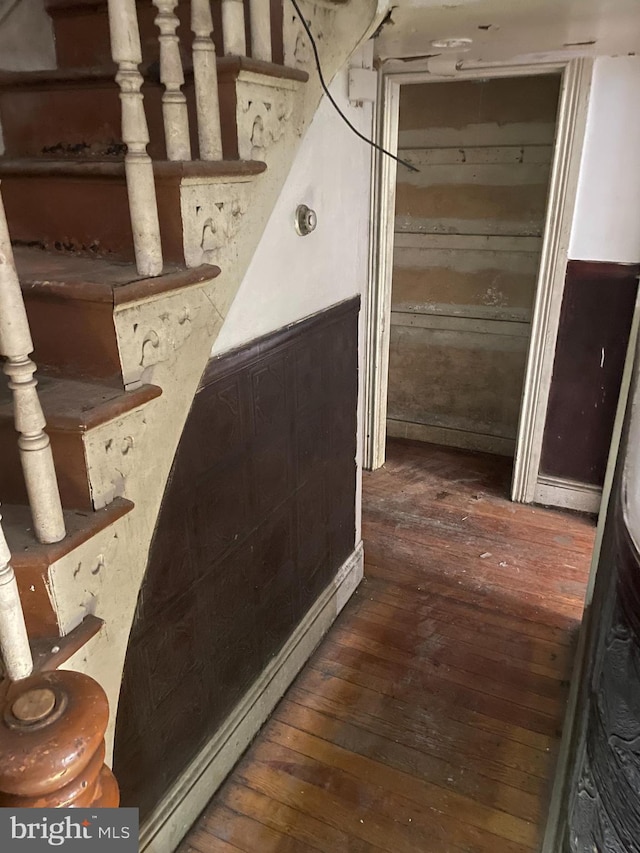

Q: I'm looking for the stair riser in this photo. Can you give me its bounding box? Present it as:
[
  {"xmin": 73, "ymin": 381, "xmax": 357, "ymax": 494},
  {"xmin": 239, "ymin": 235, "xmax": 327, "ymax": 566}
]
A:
[
  {"xmin": 0, "ymin": 422, "xmax": 91, "ymax": 510},
  {"xmin": 22, "ymin": 293, "xmax": 121, "ymax": 381},
  {"xmin": 0, "ymin": 76, "xmax": 269, "ymax": 164},
  {"xmin": 1, "ymin": 175, "xmax": 185, "ymax": 266},
  {"xmin": 0, "ymin": 82, "xmax": 176, "ymax": 161},
  {"xmin": 16, "ymin": 567, "xmax": 58, "ymax": 639},
  {"xmin": 47, "ymin": 2, "xmax": 223, "ymax": 69}
]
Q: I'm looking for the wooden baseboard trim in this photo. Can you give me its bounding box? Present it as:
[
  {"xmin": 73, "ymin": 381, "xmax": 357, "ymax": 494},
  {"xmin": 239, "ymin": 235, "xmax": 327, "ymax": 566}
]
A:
[
  {"xmin": 386, "ymin": 418, "xmax": 515, "ymax": 457},
  {"xmin": 534, "ymin": 475, "xmax": 601, "ymax": 513},
  {"xmin": 139, "ymin": 542, "xmax": 364, "ymax": 853}
]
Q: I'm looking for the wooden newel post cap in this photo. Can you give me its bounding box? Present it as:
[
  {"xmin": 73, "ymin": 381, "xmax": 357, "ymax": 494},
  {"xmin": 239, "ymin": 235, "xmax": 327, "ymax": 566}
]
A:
[
  {"xmin": 11, "ymin": 688, "xmax": 57, "ymax": 723},
  {"xmin": 0, "ymin": 670, "xmax": 110, "ymax": 799}
]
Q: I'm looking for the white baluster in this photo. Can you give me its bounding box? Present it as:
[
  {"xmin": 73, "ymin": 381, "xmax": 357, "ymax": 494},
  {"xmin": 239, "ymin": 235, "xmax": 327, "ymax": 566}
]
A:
[
  {"xmin": 0, "ymin": 190, "xmax": 66, "ymax": 546},
  {"xmin": 222, "ymin": 0, "xmax": 247, "ymax": 56},
  {"xmin": 250, "ymin": 0, "xmax": 271, "ymax": 62},
  {"xmin": 108, "ymin": 0, "xmax": 163, "ymax": 276},
  {"xmin": 0, "ymin": 511, "xmax": 33, "ymax": 681},
  {"xmin": 191, "ymin": 0, "xmax": 223, "ymax": 160},
  {"xmin": 153, "ymin": 0, "xmax": 191, "ymax": 161}
]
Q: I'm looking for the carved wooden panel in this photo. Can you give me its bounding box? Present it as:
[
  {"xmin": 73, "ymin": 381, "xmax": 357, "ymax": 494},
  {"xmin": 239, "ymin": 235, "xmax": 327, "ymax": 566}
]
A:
[
  {"xmin": 113, "ymin": 298, "xmax": 359, "ymax": 819},
  {"xmin": 567, "ymin": 514, "xmax": 640, "ymax": 852}
]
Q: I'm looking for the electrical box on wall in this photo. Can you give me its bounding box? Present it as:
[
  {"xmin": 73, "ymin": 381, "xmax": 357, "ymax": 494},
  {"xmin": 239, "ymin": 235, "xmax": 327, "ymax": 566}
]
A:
[{"xmin": 348, "ymin": 67, "xmax": 377, "ymax": 104}]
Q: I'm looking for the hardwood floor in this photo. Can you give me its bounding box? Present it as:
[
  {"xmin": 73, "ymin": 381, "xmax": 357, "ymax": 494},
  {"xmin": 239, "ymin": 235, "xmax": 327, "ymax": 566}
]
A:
[{"xmin": 178, "ymin": 440, "xmax": 595, "ymax": 853}]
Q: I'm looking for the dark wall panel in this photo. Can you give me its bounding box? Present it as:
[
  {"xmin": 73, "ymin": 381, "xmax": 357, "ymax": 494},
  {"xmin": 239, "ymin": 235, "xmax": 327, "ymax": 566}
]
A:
[
  {"xmin": 113, "ymin": 298, "xmax": 359, "ymax": 818},
  {"xmin": 541, "ymin": 261, "xmax": 638, "ymax": 486},
  {"xmin": 567, "ymin": 500, "xmax": 640, "ymax": 851}
]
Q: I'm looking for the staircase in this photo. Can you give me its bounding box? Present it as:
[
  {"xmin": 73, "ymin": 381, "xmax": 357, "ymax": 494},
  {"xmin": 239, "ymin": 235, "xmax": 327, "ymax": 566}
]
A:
[{"xmin": 0, "ymin": 0, "xmax": 379, "ymax": 824}]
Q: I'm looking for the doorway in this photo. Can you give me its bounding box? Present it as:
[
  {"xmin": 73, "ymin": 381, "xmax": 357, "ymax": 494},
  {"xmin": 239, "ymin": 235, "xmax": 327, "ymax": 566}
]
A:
[
  {"xmin": 364, "ymin": 60, "xmax": 593, "ymax": 504},
  {"xmin": 387, "ymin": 73, "xmax": 561, "ymax": 466}
]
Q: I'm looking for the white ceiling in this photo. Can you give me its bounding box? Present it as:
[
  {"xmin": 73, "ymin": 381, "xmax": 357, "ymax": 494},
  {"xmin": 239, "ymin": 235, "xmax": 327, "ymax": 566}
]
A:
[{"xmin": 374, "ymin": 0, "xmax": 640, "ymax": 64}]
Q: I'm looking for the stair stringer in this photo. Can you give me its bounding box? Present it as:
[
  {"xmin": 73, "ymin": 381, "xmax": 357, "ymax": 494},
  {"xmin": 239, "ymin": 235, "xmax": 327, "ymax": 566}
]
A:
[{"xmin": 45, "ymin": 0, "xmax": 385, "ymax": 762}]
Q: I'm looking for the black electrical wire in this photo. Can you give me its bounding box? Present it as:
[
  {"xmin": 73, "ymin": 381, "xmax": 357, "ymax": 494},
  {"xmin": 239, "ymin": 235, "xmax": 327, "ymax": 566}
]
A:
[{"xmin": 287, "ymin": 0, "xmax": 419, "ymax": 173}]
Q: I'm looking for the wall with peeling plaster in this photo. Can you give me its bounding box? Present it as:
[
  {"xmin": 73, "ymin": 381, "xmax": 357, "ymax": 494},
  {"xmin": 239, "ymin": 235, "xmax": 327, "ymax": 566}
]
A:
[
  {"xmin": 0, "ymin": 0, "xmax": 54, "ymax": 71},
  {"xmin": 387, "ymin": 74, "xmax": 560, "ymax": 456}
]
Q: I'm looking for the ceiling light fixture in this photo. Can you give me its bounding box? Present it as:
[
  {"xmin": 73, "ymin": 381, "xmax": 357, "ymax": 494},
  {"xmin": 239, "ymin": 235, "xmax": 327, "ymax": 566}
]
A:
[{"xmin": 430, "ymin": 37, "xmax": 473, "ymax": 49}]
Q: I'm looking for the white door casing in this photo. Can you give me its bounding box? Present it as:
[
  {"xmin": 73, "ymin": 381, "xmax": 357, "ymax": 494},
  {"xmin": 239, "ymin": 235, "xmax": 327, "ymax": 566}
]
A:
[{"xmin": 364, "ymin": 58, "xmax": 594, "ymax": 509}]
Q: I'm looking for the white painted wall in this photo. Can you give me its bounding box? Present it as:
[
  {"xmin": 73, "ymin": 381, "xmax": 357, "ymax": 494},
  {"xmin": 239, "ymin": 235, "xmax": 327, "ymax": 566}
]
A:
[
  {"xmin": 213, "ymin": 43, "xmax": 375, "ymax": 543},
  {"xmin": 569, "ymin": 56, "xmax": 640, "ymax": 264}
]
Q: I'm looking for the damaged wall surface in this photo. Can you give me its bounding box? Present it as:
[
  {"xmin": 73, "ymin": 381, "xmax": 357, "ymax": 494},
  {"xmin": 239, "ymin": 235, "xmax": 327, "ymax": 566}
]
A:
[{"xmin": 387, "ymin": 74, "xmax": 560, "ymax": 455}]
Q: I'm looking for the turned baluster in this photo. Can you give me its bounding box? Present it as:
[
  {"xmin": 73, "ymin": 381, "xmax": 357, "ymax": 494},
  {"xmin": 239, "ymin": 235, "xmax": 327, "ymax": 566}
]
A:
[
  {"xmin": 153, "ymin": 0, "xmax": 191, "ymax": 160},
  {"xmin": 0, "ymin": 670, "xmax": 119, "ymax": 808},
  {"xmin": 250, "ymin": 0, "xmax": 272, "ymax": 62},
  {"xmin": 108, "ymin": 0, "xmax": 163, "ymax": 276},
  {"xmin": 191, "ymin": 0, "xmax": 223, "ymax": 160},
  {"xmin": 0, "ymin": 192, "xmax": 65, "ymax": 546},
  {"xmin": 0, "ymin": 512, "xmax": 32, "ymax": 682},
  {"xmin": 221, "ymin": 0, "xmax": 247, "ymax": 56}
]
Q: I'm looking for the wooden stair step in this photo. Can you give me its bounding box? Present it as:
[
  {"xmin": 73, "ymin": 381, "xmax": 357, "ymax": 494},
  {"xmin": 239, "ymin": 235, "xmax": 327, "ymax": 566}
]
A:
[
  {"xmin": 11, "ymin": 245, "xmax": 221, "ymax": 379},
  {"xmin": 0, "ymin": 376, "xmax": 161, "ymax": 510},
  {"xmin": 45, "ymin": 0, "xmax": 200, "ymax": 70},
  {"xmin": 0, "ymin": 157, "xmax": 263, "ymax": 265},
  {"xmin": 43, "ymin": 1, "xmax": 291, "ymax": 70},
  {"xmin": 0, "ymin": 614, "xmax": 104, "ymax": 685},
  {"xmin": 0, "ymin": 60, "xmax": 307, "ymax": 160},
  {"xmin": 0, "ymin": 58, "xmax": 308, "ymax": 89},
  {"xmin": 4, "ymin": 497, "xmax": 134, "ymax": 638}
]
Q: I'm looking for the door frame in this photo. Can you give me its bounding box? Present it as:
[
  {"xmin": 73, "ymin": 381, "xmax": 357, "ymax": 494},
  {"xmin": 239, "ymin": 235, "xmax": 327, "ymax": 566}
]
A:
[{"xmin": 363, "ymin": 57, "xmax": 593, "ymax": 505}]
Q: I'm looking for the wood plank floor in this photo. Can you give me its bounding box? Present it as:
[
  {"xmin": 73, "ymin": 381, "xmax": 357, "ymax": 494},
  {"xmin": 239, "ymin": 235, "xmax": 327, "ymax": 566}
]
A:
[{"xmin": 179, "ymin": 440, "xmax": 595, "ymax": 853}]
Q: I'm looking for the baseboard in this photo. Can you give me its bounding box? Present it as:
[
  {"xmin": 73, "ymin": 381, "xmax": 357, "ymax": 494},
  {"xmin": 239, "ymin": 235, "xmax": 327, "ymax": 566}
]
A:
[
  {"xmin": 386, "ymin": 418, "xmax": 515, "ymax": 457},
  {"xmin": 139, "ymin": 542, "xmax": 364, "ymax": 853},
  {"xmin": 534, "ymin": 475, "xmax": 602, "ymax": 514}
]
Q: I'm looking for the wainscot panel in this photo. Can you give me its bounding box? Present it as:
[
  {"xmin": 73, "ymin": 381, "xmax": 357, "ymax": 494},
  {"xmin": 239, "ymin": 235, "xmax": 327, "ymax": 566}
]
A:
[
  {"xmin": 113, "ymin": 297, "xmax": 359, "ymax": 819},
  {"xmin": 540, "ymin": 261, "xmax": 638, "ymax": 487}
]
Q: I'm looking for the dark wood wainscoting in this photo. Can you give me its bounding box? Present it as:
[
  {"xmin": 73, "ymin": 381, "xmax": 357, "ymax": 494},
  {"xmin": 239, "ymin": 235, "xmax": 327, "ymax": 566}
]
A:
[
  {"xmin": 113, "ymin": 298, "xmax": 359, "ymax": 819},
  {"xmin": 541, "ymin": 260, "xmax": 638, "ymax": 486}
]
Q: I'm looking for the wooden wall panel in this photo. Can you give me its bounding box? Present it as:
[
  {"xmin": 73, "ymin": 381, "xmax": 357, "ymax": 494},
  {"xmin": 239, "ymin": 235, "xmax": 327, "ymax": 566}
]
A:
[
  {"xmin": 113, "ymin": 298, "xmax": 359, "ymax": 820},
  {"xmin": 389, "ymin": 75, "xmax": 561, "ymax": 455},
  {"xmin": 387, "ymin": 319, "xmax": 529, "ymax": 455},
  {"xmin": 540, "ymin": 261, "xmax": 638, "ymax": 487}
]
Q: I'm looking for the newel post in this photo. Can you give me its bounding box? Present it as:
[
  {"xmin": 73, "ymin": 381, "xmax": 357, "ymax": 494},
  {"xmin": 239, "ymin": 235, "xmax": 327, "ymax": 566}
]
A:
[{"xmin": 0, "ymin": 670, "xmax": 119, "ymax": 808}]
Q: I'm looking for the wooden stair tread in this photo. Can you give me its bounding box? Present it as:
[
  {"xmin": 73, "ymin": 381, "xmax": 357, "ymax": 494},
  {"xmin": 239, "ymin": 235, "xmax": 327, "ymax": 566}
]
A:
[
  {"xmin": 45, "ymin": 0, "xmax": 110, "ymax": 9},
  {"xmin": 12, "ymin": 245, "xmax": 221, "ymax": 305},
  {"xmin": 0, "ymin": 65, "xmax": 120, "ymax": 88},
  {"xmin": 0, "ymin": 58, "xmax": 308, "ymax": 89},
  {"xmin": 0, "ymin": 157, "xmax": 267, "ymax": 180},
  {"xmin": 0, "ymin": 375, "xmax": 161, "ymax": 432},
  {"xmin": 217, "ymin": 55, "xmax": 309, "ymax": 83},
  {"xmin": 31, "ymin": 615, "xmax": 103, "ymax": 673},
  {"xmin": 0, "ymin": 614, "xmax": 103, "ymax": 685},
  {"xmin": 4, "ymin": 497, "xmax": 134, "ymax": 570}
]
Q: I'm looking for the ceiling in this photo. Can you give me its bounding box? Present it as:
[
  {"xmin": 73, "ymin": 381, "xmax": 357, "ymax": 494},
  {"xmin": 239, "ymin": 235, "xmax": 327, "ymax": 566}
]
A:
[{"xmin": 374, "ymin": 0, "xmax": 640, "ymax": 64}]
